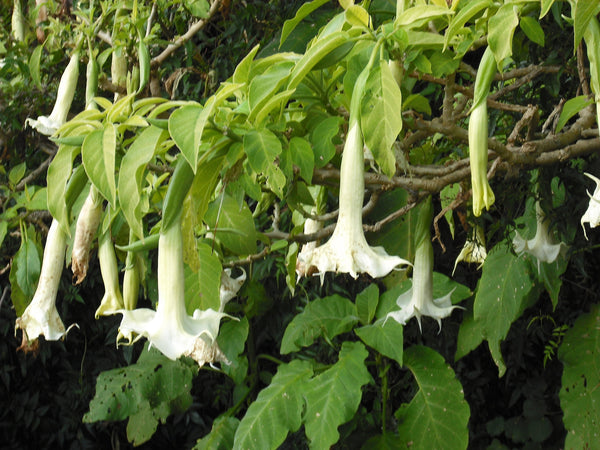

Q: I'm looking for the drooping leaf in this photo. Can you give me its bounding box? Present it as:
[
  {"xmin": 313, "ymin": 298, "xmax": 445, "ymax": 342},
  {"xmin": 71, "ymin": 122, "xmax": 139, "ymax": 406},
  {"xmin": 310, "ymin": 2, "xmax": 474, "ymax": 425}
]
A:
[
  {"xmin": 168, "ymin": 102, "xmax": 213, "ymax": 170},
  {"xmin": 559, "ymin": 303, "xmax": 600, "ymax": 450},
  {"xmin": 233, "ymin": 360, "xmax": 313, "ymax": 450},
  {"xmin": 361, "ymin": 60, "xmax": 403, "ymax": 177},
  {"xmin": 573, "ymin": 0, "xmax": 600, "ymax": 51},
  {"xmin": 555, "ymin": 95, "xmax": 593, "ymax": 134},
  {"xmin": 82, "ymin": 124, "xmax": 117, "ymax": 206},
  {"xmin": 47, "ymin": 144, "xmax": 81, "ymax": 233},
  {"xmin": 29, "ymin": 44, "xmax": 44, "ymax": 89},
  {"xmin": 396, "ymin": 346, "xmax": 470, "ymax": 450},
  {"xmin": 118, "ymin": 125, "xmax": 167, "ymax": 240},
  {"xmin": 520, "ymin": 16, "xmax": 545, "ymax": 47},
  {"xmin": 487, "ymin": 3, "xmax": 520, "ymax": 65},
  {"xmin": 10, "ymin": 226, "xmax": 42, "ymax": 316},
  {"xmin": 194, "ymin": 416, "xmax": 240, "ymax": 450},
  {"xmin": 355, "ymin": 319, "xmax": 403, "ymax": 366},
  {"xmin": 356, "ymin": 283, "xmax": 379, "ymax": 325},
  {"xmin": 184, "ymin": 242, "xmax": 222, "ymax": 313},
  {"xmin": 205, "ymin": 194, "xmax": 257, "ymax": 255},
  {"xmin": 247, "ymin": 62, "xmax": 294, "ymax": 124},
  {"xmin": 280, "ymin": 294, "xmax": 359, "ymax": 354},
  {"xmin": 304, "ymin": 342, "xmax": 371, "ymax": 449}
]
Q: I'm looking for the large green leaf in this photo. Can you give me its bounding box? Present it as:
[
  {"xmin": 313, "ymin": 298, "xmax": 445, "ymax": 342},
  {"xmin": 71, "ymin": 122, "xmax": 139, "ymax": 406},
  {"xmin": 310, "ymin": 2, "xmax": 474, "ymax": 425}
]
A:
[
  {"xmin": 559, "ymin": 303, "xmax": 600, "ymax": 450},
  {"xmin": 289, "ymin": 137, "xmax": 315, "ymax": 184},
  {"xmin": 194, "ymin": 416, "xmax": 240, "ymax": 450},
  {"xmin": 118, "ymin": 126, "xmax": 167, "ymax": 240},
  {"xmin": 573, "ymin": 0, "xmax": 600, "ymax": 51},
  {"xmin": 247, "ymin": 62, "xmax": 294, "ymax": 124},
  {"xmin": 84, "ymin": 345, "xmax": 198, "ymax": 446},
  {"xmin": 184, "ymin": 242, "xmax": 222, "ymax": 312},
  {"xmin": 82, "ymin": 124, "xmax": 117, "ymax": 206},
  {"xmin": 233, "ymin": 360, "xmax": 313, "ymax": 450},
  {"xmin": 204, "ymin": 194, "xmax": 257, "ymax": 255},
  {"xmin": 310, "ymin": 116, "xmax": 342, "ymax": 168},
  {"xmin": 9, "ymin": 226, "xmax": 41, "ymax": 316},
  {"xmin": 280, "ymin": 294, "xmax": 359, "ymax": 354},
  {"xmin": 218, "ymin": 317, "xmax": 249, "ymax": 385},
  {"xmin": 361, "ymin": 60, "xmax": 402, "ymax": 177},
  {"xmin": 487, "ymin": 3, "xmax": 520, "ymax": 65},
  {"xmin": 355, "ymin": 319, "xmax": 403, "ymax": 366},
  {"xmin": 396, "ymin": 346, "xmax": 470, "ymax": 450},
  {"xmin": 243, "ymin": 128, "xmax": 282, "ymax": 175},
  {"xmin": 304, "ymin": 341, "xmax": 371, "ymax": 449},
  {"xmin": 356, "ymin": 284, "xmax": 379, "ymax": 325},
  {"xmin": 168, "ymin": 103, "xmax": 209, "ymax": 170},
  {"xmin": 472, "ymin": 244, "xmax": 536, "ymax": 376},
  {"xmin": 47, "ymin": 144, "xmax": 81, "ymax": 233}
]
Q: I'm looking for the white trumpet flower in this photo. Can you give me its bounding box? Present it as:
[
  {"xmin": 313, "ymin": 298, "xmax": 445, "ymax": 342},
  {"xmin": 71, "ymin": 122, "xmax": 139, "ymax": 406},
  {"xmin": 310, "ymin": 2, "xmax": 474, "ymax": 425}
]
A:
[
  {"xmin": 513, "ymin": 202, "xmax": 567, "ymax": 273},
  {"xmin": 95, "ymin": 232, "xmax": 125, "ymax": 318},
  {"xmin": 26, "ymin": 51, "xmax": 79, "ymax": 135},
  {"xmin": 581, "ymin": 172, "xmax": 600, "ymax": 239},
  {"xmin": 453, "ymin": 226, "xmax": 487, "ymax": 275},
  {"xmin": 297, "ymin": 121, "xmax": 410, "ymax": 281},
  {"xmin": 219, "ymin": 268, "xmax": 246, "ymax": 312},
  {"xmin": 15, "ymin": 220, "xmax": 76, "ymax": 349}
]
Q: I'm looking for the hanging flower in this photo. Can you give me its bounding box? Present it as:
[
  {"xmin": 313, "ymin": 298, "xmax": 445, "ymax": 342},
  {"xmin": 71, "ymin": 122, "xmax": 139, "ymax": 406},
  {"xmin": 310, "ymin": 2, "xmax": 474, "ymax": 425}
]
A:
[
  {"xmin": 297, "ymin": 121, "xmax": 410, "ymax": 281},
  {"xmin": 513, "ymin": 201, "xmax": 567, "ymax": 272},
  {"xmin": 452, "ymin": 225, "xmax": 487, "ymax": 275},
  {"xmin": 15, "ymin": 220, "xmax": 76, "ymax": 351},
  {"xmin": 11, "ymin": 0, "xmax": 25, "ymax": 42},
  {"xmin": 26, "ymin": 51, "xmax": 79, "ymax": 136},
  {"xmin": 219, "ymin": 268, "xmax": 246, "ymax": 312},
  {"xmin": 71, "ymin": 188, "xmax": 103, "ymax": 284},
  {"xmin": 386, "ymin": 199, "xmax": 459, "ymax": 331},
  {"xmin": 95, "ymin": 231, "xmax": 125, "ymax": 318},
  {"xmin": 581, "ymin": 172, "xmax": 600, "ymax": 239}
]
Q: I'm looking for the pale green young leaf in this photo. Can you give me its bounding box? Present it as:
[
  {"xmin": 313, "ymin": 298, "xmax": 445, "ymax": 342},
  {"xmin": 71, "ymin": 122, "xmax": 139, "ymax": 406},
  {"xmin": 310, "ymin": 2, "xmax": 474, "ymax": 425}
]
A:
[
  {"xmin": 168, "ymin": 102, "xmax": 213, "ymax": 170},
  {"xmin": 289, "ymin": 137, "xmax": 314, "ymax": 184},
  {"xmin": 233, "ymin": 360, "xmax": 313, "ymax": 450},
  {"xmin": 519, "ymin": 16, "xmax": 545, "ymax": 47},
  {"xmin": 29, "ymin": 44, "xmax": 44, "ymax": 89},
  {"xmin": 304, "ymin": 342, "xmax": 371, "ymax": 449},
  {"xmin": 539, "ymin": 0, "xmax": 556, "ymax": 19},
  {"xmin": 356, "ymin": 284, "xmax": 379, "ymax": 325},
  {"xmin": 444, "ymin": 0, "xmax": 492, "ymax": 50},
  {"xmin": 395, "ymin": 5, "xmax": 453, "ymax": 28},
  {"xmin": 559, "ymin": 303, "xmax": 600, "ymax": 450},
  {"xmin": 555, "ymin": 95, "xmax": 593, "ymax": 134},
  {"xmin": 82, "ymin": 124, "xmax": 117, "ymax": 206},
  {"xmin": 243, "ymin": 128, "xmax": 282, "ymax": 174},
  {"xmin": 280, "ymin": 294, "xmax": 359, "ymax": 354},
  {"xmin": 118, "ymin": 126, "xmax": 167, "ymax": 240},
  {"xmin": 266, "ymin": 164, "xmax": 287, "ymax": 199},
  {"xmin": 248, "ymin": 61, "xmax": 294, "ymax": 123},
  {"xmin": 396, "ymin": 346, "xmax": 469, "ymax": 450},
  {"xmin": 573, "ymin": 0, "xmax": 600, "ymax": 51},
  {"xmin": 361, "ymin": 60, "xmax": 402, "ymax": 178},
  {"xmin": 204, "ymin": 194, "xmax": 257, "ymax": 255},
  {"xmin": 280, "ymin": 0, "xmax": 329, "ymax": 47},
  {"xmin": 232, "ymin": 44, "xmax": 260, "ymax": 85},
  {"xmin": 47, "ymin": 144, "xmax": 81, "ymax": 232},
  {"xmin": 440, "ymin": 183, "xmax": 459, "ymax": 238},
  {"xmin": 194, "ymin": 416, "xmax": 240, "ymax": 450},
  {"xmin": 184, "ymin": 243, "xmax": 222, "ymax": 313},
  {"xmin": 355, "ymin": 319, "xmax": 403, "ymax": 366},
  {"xmin": 488, "ymin": 3, "xmax": 520, "ymax": 65}
]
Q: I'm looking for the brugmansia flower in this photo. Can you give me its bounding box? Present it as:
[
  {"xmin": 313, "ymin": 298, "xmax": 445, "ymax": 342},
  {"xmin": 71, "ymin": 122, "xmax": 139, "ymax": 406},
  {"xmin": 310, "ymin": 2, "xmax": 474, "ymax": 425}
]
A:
[
  {"xmin": 15, "ymin": 220, "xmax": 76, "ymax": 350},
  {"xmin": 513, "ymin": 201, "xmax": 567, "ymax": 272},
  {"xmin": 71, "ymin": 188, "xmax": 103, "ymax": 284},
  {"xmin": 297, "ymin": 121, "xmax": 410, "ymax": 281},
  {"xmin": 219, "ymin": 268, "xmax": 246, "ymax": 312},
  {"xmin": 581, "ymin": 172, "xmax": 600, "ymax": 239},
  {"xmin": 11, "ymin": 0, "xmax": 25, "ymax": 42},
  {"xmin": 116, "ymin": 158, "xmax": 233, "ymax": 367},
  {"xmin": 26, "ymin": 51, "xmax": 79, "ymax": 135},
  {"xmin": 95, "ymin": 231, "xmax": 125, "ymax": 318},
  {"xmin": 386, "ymin": 199, "xmax": 459, "ymax": 331},
  {"xmin": 452, "ymin": 226, "xmax": 487, "ymax": 275}
]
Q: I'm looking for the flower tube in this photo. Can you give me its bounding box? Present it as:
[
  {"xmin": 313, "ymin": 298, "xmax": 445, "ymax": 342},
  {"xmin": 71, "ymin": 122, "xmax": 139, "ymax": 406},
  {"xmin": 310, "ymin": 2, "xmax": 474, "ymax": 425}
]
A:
[
  {"xmin": 386, "ymin": 198, "xmax": 459, "ymax": 331},
  {"xmin": 469, "ymin": 46, "xmax": 496, "ymax": 217},
  {"xmin": 117, "ymin": 158, "xmax": 232, "ymax": 367},
  {"xmin": 15, "ymin": 220, "xmax": 76, "ymax": 350},
  {"xmin": 581, "ymin": 172, "xmax": 600, "ymax": 239},
  {"xmin": 26, "ymin": 51, "xmax": 80, "ymax": 136},
  {"xmin": 513, "ymin": 201, "xmax": 567, "ymax": 273},
  {"xmin": 297, "ymin": 63, "xmax": 410, "ymax": 281},
  {"xmin": 95, "ymin": 230, "xmax": 125, "ymax": 318},
  {"xmin": 71, "ymin": 187, "xmax": 103, "ymax": 284}
]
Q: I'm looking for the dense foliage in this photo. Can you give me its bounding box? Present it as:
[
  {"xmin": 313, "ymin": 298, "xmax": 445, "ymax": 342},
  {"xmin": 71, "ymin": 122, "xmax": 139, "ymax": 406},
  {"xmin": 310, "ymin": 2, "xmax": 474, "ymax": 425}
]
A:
[{"xmin": 2, "ymin": 0, "xmax": 600, "ymax": 449}]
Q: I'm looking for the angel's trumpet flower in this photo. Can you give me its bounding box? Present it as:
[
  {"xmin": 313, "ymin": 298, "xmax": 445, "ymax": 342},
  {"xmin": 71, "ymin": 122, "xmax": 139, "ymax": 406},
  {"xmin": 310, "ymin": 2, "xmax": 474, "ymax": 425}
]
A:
[
  {"xmin": 581, "ymin": 172, "xmax": 600, "ymax": 239},
  {"xmin": 452, "ymin": 226, "xmax": 487, "ymax": 275},
  {"xmin": 95, "ymin": 231, "xmax": 125, "ymax": 318},
  {"xmin": 71, "ymin": 188, "xmax": 103, "ymax": 284}
]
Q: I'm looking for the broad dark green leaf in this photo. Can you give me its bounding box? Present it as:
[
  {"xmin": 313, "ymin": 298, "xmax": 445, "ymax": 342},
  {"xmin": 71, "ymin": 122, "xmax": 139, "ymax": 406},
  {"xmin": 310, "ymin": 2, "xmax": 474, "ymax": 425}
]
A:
[
  {"xmin": 233, "ymin": 360, "xmax": 313, "ymax": 450},
  {"xmin": 205, "ymin": 194, "xmax": 257, "ymax": 255},
  {"xmin": 218, "ymin": 317, "xmax": 249, "ymax": 384},
  {"xmin": 396, "ymin": 346, "xmax": 470, "ymax": 450},
  {"xmin": 520, "ymin": 16, "xmax": 545, "ymax": 47},
  {"xmin": 304, "ymin": 342, "xmax": 371, "ymax": 449},
  {"xmin": 9, "ymin": 227, "xmax": 41, "ymax": 316},
  {"xmin": 194, "ymin": 416, "xmax": 240, "ymax": 450},
  {"xmin": 355, "ymin": 319, "xmax": 403, "ymax": 366},
  {"xmin": 356, "ymin": 284, "xmax": 379, "ymax": 325},
  {"xmin": 559, "ymin": 303, "xmax": 600, "ymax": 450},
  {"xmin": 280, "ymin": 294, "xmax": 359, "ymax": 354}
]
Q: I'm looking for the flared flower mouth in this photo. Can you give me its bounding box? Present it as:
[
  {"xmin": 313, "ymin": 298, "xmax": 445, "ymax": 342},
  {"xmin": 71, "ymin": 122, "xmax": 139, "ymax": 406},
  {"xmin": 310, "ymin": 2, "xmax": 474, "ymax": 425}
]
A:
[
  {"xmin": 581, "ymin": 172, "xmax": 600, "ymax": 239},
  {"xmin": 453, "ymin": 226, "xmax": 487, "ymax": 275},
  {"xmin": 297, "ymin": 122, "xmax": 410, "ymax": 282},
  {"xmin": 513, "ymin": 202, "xmax": 567, "ymax": 272}
]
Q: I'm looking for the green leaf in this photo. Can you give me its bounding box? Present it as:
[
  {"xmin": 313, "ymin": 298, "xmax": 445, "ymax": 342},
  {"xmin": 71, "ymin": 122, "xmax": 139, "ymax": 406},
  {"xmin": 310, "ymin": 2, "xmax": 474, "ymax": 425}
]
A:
[
  {"xmin": 243, "ymin": 128, "xmax": 282, "ymax": 174},
  {"xmin": 361, "ymin": 60, "xmax": 402, "ymax": 177},
  {"xmin": 8, "ymin": 162, "xmax": 26, "ymax": 186},
  {"xmin": 396, "ymin": 346, "xmax": 470, "ymax": 450},
  {"xmin": 0, "ymin": 221, "xmax": 8, "ymax": 251},
  {"xmin": 10, "ymin": 227, "xmax": 41, "ymax": 316},
  {"xmin": 47, "ymin": 144, "xmax": 81, "ymax": 233},
  {"xmin": 233, "ymin": 360, "xmax": 313, "ymax": 450},
  {"xmin": 444, "ymin": 0, "xmax": 492, "ymax": 50},
  {"xmin": 559, "ymin": 303, "xmax": 600, "ymax": 450},
  {"xmin": 184, "ymin": 243, "xmax": 222, "ymax": 312},
  {"xmin": 232, "ymin": 45, "xmax": 260, "ymax": 85},
  {"xmin": 82, "ymin": 124, "xmax": 117, "ymax": 206},
  {"xmin": 540, "ymin": 0, "xmax": 556, "ymax": 19},
  {"xmin": 186, "ymin": 0, "xmax": 209, "ymax": 18},
  {"xmin": 356, "ymin": 284, "xmax": 379, "ymax": 325},
  {"xmin": 84, "ymin": 346, "xmax": 198, "ymax": 446},
  {"xmin": 218, "ymin": 317, "xmax": 249, "ymax": 385},
  {"xmin": 361, "ymin": 433, "xmax": 403, "ymax": 449},
  {"xmin": 573, "ymin": 0, "xmax": 600, "ymax": 51},
  {"xmin": 194, "ymin": 416, "xmax": 240, "ymax": 450},
  {"xmin": 304, "ymin": 341, "xmax": 371, "ymax": 449},
  {"xmin": 280, "ymin": 294, "xmax": 359, "ymax": 354},
  {"xmin": 395, "ymin": 5, "xmax": 453, "ymax": 28},
  {"xmin": 118, "ymin": 126, "xmax": 167, "ymax": 239},
  {"xmin": 520, "ymin": 16, "xmax": 545, "ymax": 47},
  {"xmin": 311, "ymin": 116, "xmax": 342, "ymax": 168},
  {"xmin": 473, "ymin": 244, "xmax": 536, "ymax": 376},
  {"xmin": 248, "ymin": 62, "xmax": 294, "ymax": 124},
  {"xmin": 280, "ymin": 0, "xmax": 329, "ymax": 47},
  {"xmin": 429, "ymin": 51, "xmax": 461, "ymax": 78},
  {"xmin": 29, "ymin": 44, "xmax": 44, "ymax": 89},
  {"xmin": 455, "ymin": 303, "xmax": 485, "ymax": 361},
  {"xmin": 289, "ymin": 137, "xmax": 314, "ymax": 184},
  {"xmin": 488, "ymin": 3, "xmax": 520, "ymax": 65},
  {"xmin": 205, "ymin": 194, "xmax": 257, "ymax": 255},
  {"xmin": 555, "ymin": 95, "xmax": 593, "ymax": 134},
  {"xmin": 168, "ymin": 102, "xmax": 213, "ymax": 170},
  {"xmin": 355, "ymin": 319, "xmax": 403, "ymax": 366}
]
